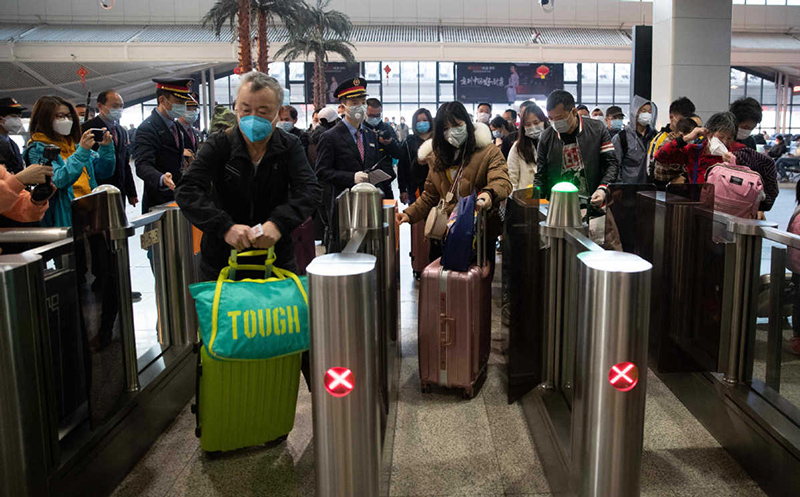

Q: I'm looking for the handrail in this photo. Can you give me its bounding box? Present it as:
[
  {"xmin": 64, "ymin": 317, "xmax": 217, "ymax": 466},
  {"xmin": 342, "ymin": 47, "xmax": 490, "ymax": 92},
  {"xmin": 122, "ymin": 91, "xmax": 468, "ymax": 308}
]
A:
[
  {"xmin": 712, "ymin": 210, "xmax": 777, "ymax": 235},
  {"xmin": 129, "ymin": 210, "xmax": 165, "ymax": 229},
  {"xmin": 564, "ymin": 227, "xmax": 604, "ymax": 252},
  {"xmin": 759, "ymin": 226, "xmax": 800, "ymax": 250},
  {"xmin": 0, "ymin": 227, "xmax": 71, "ymax": 244},
  {"xmin": 24, "ymin": 237, "xmax": 73, "ymax": 259}
]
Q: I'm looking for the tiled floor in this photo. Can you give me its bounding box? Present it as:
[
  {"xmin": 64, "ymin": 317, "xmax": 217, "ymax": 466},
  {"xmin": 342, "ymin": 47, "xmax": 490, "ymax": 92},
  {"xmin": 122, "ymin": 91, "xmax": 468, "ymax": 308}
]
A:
[{"xmin": 111, "ymin": 211, "xmax": 767, "ymax": 497}]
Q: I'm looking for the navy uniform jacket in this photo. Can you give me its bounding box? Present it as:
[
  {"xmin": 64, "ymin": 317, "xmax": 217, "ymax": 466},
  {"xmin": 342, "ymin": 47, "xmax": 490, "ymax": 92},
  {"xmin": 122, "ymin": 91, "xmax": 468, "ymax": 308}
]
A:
[
  {"xmin": 82, "ymin": 115, "xmax": 137, "ymax": 200},
  {"xmin": 134, "ymin": 108, "xmax": 185, "ymax": 213},
  {"xmin": 178, "ymin": 122, "xmax": 201, "ymax": 154}
]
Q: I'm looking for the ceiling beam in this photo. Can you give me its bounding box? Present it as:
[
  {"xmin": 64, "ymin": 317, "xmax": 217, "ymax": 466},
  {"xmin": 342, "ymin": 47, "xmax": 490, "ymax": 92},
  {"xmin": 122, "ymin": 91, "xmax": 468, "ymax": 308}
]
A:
[{"xmin": 12, "ymin": 61, "xmax": 83, "ymax": 98}]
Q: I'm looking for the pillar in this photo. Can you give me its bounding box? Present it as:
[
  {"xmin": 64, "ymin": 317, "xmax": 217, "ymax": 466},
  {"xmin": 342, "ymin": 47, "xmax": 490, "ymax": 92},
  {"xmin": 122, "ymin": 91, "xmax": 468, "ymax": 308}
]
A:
[{"xmin": 651, "ymin": 0, "xmax": 733, "ymax": 125}]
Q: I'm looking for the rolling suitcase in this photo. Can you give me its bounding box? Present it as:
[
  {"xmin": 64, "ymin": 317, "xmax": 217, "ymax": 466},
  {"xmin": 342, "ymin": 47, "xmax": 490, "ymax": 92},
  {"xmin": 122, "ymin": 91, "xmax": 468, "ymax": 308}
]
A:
[
  {"xmin": 418, "ymin": 212, "xmax": 491, "ymax": 398},
  {"xmin": 194, "ymin": 346, "xmax": 302, "ymax": 453},
  {"xmin": 291, "ymin": 216, "xmax": 316, "ymax": 275},
  {"xmin": 410, "ymin": 220, "xmax": 430, "ymax": 280}
]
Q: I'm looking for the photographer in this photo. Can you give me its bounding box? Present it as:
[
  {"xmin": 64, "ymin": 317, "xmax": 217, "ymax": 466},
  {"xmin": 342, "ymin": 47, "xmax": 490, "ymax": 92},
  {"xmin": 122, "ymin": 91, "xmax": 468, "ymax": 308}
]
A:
[{"xmin": 26, "ymin": 96, "xmax": 114, "ymax": 227}]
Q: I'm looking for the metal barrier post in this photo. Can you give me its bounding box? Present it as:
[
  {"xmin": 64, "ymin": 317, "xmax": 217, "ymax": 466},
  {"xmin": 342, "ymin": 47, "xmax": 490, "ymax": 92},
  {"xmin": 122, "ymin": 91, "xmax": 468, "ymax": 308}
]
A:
[
  {"xmin": 571, "ymin": 251, "xmax": 652, "ymax": 497},
  {"xmin": 307, "ymin": 253, "xmax": 381, "ymax": 497},
  {"xmin": 148, "ymin": 205, "xmax": 199, "ymax": 346}
]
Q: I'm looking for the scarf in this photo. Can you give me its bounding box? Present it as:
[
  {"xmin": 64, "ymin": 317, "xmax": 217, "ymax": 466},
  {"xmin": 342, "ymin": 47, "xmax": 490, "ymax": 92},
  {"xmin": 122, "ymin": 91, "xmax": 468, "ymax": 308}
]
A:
[{"xmin": 31, "ymin": 132, "xmax": 91, "ymax": 197}]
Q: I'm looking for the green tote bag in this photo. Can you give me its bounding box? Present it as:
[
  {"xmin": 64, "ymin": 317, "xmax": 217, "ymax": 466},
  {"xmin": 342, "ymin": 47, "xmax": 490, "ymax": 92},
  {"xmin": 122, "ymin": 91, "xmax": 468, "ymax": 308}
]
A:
[{"xmin": 189, "ymin": 249, "xmax": 310, "ymax": 361}]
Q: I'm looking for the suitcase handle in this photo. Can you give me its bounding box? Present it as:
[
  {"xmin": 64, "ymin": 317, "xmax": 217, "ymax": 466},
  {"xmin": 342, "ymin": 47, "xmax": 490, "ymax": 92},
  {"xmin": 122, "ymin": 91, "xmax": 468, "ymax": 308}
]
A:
[{"xmin": 439, "ymin": 314, "xmax": 455, "ymax": 346}]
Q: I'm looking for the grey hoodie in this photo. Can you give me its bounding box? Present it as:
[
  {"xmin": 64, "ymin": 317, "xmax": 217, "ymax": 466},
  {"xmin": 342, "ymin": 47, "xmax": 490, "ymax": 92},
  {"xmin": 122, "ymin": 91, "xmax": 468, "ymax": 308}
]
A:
[{"xmin": 612, "ymin": 95, "xmax": 658, "ymax": 184}]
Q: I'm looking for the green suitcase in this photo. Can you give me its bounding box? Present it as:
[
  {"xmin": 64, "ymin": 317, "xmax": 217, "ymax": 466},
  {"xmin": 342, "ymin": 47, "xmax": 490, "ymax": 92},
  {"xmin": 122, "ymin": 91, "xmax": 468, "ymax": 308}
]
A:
[{"xmin": 194, "ymin": 345, "xmax": 302, "ymax": 453}]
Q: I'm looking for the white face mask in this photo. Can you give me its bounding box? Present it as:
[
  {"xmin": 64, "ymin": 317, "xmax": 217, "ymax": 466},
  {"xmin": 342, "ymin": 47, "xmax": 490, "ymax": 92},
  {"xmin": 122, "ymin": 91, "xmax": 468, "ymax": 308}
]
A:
[
  {"xmin": 737, "ymin": 127, "xmax": 752, "ymax": 141},
  {"xmin": 592, "ymin": 115, "xmax": 605, "ymax": 121},
  {"xmin": 552, "ymin": 117, "xmax": 572, "ymax": 134},
  {"xmin": 475, "ymin": 112, "xmax": 490, "ymax": 124},
  {"xmin": 492, "ymin": 130, "xmax": 502, "ymax": 139},
  {"xmin": 53, "ymin": 117, "xmax": 73, "ymax": 136},
  {"xmin": 3, "ymin": 116, "xmax": 24, "ymax": 134},
  {"xmin": 637, "ymin": 112, "xmax": 652, "ymax": 126},
  {"xmin": 445, "ymin": 124, "xmax": 468, "ymax": 148},
  {"xmin": 524, "ymin": 124, "xmax": 544, "ymax": 139},
  {"xmin": 346, "ymin": 104, "xmax": 367, "ymax": 122},
  {"xmin": 708, "ymin": 136, "xmax": 729, "ymax": 157}
]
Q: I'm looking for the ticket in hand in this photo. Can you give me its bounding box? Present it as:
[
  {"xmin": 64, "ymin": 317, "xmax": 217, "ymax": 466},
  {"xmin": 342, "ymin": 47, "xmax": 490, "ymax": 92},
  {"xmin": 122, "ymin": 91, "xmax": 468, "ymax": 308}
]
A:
[{"xmin": 250, "ymin": 223, "xmax": 264, "ymax": 238}]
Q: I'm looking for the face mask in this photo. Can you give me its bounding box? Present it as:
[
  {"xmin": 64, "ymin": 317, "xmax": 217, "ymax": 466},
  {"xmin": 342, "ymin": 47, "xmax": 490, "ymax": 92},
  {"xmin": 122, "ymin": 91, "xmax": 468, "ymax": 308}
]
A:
[
  {"xmin": 53, "ymin": 117, "xmax": 73, "ymax": 136},
  {"xmin": 492, "ymin": 130, "xmax": 502, "ymax": 139},
  {"xmin": 524, "ymin": 124, "xmax": 544, "ymax": 139},
  {"xmin": 107, "ymin": 108, "xmax": 123, "ymax": 122},
  {"xmin": 476, "ymin": 112, "xmax": 490, "ymax": 124},
  {"xmin": 183, "ymin": 110, "xmax": 199, "ymax": 124},
  {"xmin": 415, "ymin": 121, "xmax": 430, "ymax": 134},
  {"xmin": 637, "ymin": 112, "xmax": 652, "ymax": 126},
  {"xmin": 445, "ymin": 124, "xmax": 468, "ymax": 148},
  {"xmin": 737, "ymin": 127, "xmax": 752, "ymax": 141},
  {"xmin": 277, "ymin": 121, "xmax": 294, "ymax": 132},
  {"xmin": 708, "ymin": 136, "xmax": 729, "ymax": 157},
  {"xmin": 167, "ymin": 102, "xmax": 186, "ymax": 120},
  {"xmin": 365, "ymin": 116, "xmax": 381, "ymax": 127},
  {"xmin": 3, "ymin": 116, "xmax": 24, "ymax": 134},
  {"xmin": 552, "ymin": 116, "xmax": 572, "ymax": 134},
  {"xmin": 592, "ymin": 115, "xmax": 605, "ymax": 121},
  {"xmin": 346, "ymin": 104, "xmax": 367, "ymax": 122},
  {"xmin": 239, "ymin": 114, "xmax": 274, "ymax": 142},
  {"xmin": 610, "ymin": 119, "xmax": 624, "ymax": 131}
]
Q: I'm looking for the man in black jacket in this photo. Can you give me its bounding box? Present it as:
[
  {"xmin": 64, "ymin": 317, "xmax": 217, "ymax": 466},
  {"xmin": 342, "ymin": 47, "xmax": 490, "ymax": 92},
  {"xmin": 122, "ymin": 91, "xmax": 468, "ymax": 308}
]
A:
[
  {"xmin": 316, "ymin": 78, "xmax": 386, "ymax": 212},
  {"xmin": 82, "ymin": 89, "xmax": 138, "ymax": 207},
  {"xmin": 278, "ymin": 105, "xmax": 310, "ymax": 157},
  {"xmin": 364, "ymin": 97, "xmax": 400, "ymax": 199},
  {"xmin": 175, "ymin": 71, "xmax": 320, "ymax": 281},
  {"xmin": 134, "ymin": 78, "xmax": 193, "ymax": 214}
]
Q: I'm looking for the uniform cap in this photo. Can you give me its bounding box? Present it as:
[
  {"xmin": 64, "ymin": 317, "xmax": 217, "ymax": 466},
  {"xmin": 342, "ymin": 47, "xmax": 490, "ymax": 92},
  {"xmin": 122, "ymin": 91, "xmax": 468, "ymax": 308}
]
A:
[
  {"xmin": 153, "ymin": 77, "xmax": 194, "ymax": 100},
  {"xmin": 0, "ymin": 97, "xmax": 25, "ymax": 115},
  {"xmin": 334, "ymin": 77, "xmax": 368, "ymax": 100}
]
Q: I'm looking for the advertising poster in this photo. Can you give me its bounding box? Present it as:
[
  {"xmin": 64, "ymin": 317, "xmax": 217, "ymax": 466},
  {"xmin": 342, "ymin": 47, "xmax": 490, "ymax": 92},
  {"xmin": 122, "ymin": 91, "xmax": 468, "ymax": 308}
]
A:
[
  {"xmin": 305, "ymin": 62, "xmax": 361, "ymax": 104},
  {"xmin": 456, "ymin": 63, "xmax": 564, "ymax": 104}
]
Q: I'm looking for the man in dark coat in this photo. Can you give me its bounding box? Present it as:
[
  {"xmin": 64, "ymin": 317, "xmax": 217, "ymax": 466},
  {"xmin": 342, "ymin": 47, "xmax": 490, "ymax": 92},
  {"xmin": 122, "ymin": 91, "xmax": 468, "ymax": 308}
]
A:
[
  {"xmin": 364, "ymin": 97, "xmax": 400, "ymax": 199},
  {"xmin": 134, "ymin": 78, "xmax": 193, "ymax": 213},
  {"xmin": 0, "ymin": 97, "xmax": 26, "ymax": 174},
  {"xmin": 82, "ymin": 89, "xmax": 138, "ymax": 207},
  {"xmin": 278, "ymin": 105, "xmax": 310, "ymax": 157},
  {"xmin": 315, "ymin": 78, "xmax": 387, "ymax": 216},
  {"xmin": 175, "ymin": 71, "xmax": 320, "ymax": 281}
]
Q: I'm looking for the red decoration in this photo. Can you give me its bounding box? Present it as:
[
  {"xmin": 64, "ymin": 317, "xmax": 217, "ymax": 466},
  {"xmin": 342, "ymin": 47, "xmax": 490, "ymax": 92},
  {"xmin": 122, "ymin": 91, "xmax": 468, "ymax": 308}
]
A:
[
  {"xmin": 536, "ymin": 65, "xmax": 550, "ymax": 80},
  {"xmin": 233, "ymin": 66, "xmax": 244, "ymax": 75},
  {"xmin": 77, "ymin": 66, "xmax": 89, "ymax": 87},
  {"xmin": 384, "ymin": 64, "xmax": 391, "ymax": 86}
]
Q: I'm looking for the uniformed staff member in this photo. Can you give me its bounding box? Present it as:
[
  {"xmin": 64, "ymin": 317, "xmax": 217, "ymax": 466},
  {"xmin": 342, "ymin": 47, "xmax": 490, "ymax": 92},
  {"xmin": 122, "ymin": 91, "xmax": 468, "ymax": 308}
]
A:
[
  {"xmin": 0, "ymin": 97, "xmax": 26, "ymax": 174},
  {"xmin": 316, "ymin": 78, "xmax": 393, "ymax": 244},
  {"xmin": 178, "ymin": 95, "xmax": 201, "ymax": 170},
  {"xmin": 364, "ymin": 97, "xmax": 400, "ymax": 199},
  {"xmin": 134, "ymin": 77, "xmax": 192, "ymax": 213}
]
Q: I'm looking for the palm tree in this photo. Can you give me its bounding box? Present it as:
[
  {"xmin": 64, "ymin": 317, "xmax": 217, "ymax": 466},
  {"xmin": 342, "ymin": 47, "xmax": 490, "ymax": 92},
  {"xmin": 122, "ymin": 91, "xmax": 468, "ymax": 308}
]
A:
[
  {"xmin": 276, "ymin": 0, "xmax": 356, "ymax": 110},
  {"xmin": 203, "ymin": 0, "xmax": 303, "ymax": 73}
]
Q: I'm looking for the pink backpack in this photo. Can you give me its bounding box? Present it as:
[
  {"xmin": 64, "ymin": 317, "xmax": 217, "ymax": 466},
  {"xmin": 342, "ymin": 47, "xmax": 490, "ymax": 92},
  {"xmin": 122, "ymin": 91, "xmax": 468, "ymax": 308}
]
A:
[{"xmin": 705, "ymin": 159, "xmax": 765, "ymax": 219}]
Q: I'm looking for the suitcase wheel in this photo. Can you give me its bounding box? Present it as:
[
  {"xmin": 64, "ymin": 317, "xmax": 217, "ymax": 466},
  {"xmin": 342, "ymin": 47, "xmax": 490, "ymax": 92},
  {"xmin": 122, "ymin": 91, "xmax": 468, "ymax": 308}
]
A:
[{"xmin": 421, "ymin": 383, "xmax": 432, "ymax": 394}]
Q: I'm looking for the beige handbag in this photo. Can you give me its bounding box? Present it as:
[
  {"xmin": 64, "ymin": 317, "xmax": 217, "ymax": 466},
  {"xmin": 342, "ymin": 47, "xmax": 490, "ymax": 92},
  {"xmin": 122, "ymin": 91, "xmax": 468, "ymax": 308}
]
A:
[{"xmin": 424, "ymin": 161, "xmax": 465, "ymax": 241}]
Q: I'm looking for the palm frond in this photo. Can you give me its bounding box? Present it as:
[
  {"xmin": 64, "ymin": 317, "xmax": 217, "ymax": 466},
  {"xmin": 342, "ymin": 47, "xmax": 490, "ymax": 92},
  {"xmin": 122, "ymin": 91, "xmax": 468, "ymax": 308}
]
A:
[
  {"xmin": 320, "ymin": 11, "xmax": 352, "ymax": 38},
  {"xmin": 202, "ymin": 0, "xmax": 239, "ymax": 37},
  {"xmin": 321, "ymin": 40, "xmax": 356, "ymax": 64}
]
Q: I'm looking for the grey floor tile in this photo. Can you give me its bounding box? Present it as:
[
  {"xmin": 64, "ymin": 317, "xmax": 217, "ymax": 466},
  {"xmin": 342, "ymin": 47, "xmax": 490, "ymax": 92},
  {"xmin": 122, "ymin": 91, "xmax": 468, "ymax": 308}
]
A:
[{"xmin": 670, "ymin": 483, "xmax": 766, "ymax": 496}]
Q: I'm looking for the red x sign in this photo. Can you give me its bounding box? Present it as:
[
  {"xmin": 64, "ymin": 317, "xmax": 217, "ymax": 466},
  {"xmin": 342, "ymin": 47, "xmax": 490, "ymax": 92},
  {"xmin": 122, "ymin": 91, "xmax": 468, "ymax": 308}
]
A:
[
  {"xmin": 324, "ymin": 367, "xmax": 355, "ymax": 398},
  {"xmin": 608, "ymin": 362, "xmax": 639, "ymax": 392}
]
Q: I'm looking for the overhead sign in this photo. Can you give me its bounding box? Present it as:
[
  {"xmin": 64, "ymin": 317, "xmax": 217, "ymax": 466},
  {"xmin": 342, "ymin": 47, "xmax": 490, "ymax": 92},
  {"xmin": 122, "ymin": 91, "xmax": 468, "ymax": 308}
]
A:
[
  {"xmin": 608, "ymin": 362, "xmax": 639, "ymax": 392},
  {"xmin": 455, "ymin": 63, "xmax": 564, "ymax": 104},
  {"xmin": 324, "ymin": 367, "xmax": 355, "ymax": 398},
  {"xmin": 305, "ymin": 62, "xmax": 361, "ymax": 105}
]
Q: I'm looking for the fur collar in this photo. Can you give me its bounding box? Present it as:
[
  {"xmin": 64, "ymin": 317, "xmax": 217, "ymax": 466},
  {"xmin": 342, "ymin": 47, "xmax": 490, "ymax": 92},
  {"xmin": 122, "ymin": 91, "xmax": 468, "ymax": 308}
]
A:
[{"xmin": 417, "ymin": 122, "xmax": 493, "ymax": 162}]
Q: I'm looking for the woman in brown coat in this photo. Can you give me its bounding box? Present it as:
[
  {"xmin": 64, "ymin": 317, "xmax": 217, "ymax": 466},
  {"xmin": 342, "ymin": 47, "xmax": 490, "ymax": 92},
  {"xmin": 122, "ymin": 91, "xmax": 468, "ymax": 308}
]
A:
[{"xmin": 396, "ymin": 101, "xmax": 512, "ymax": 262}]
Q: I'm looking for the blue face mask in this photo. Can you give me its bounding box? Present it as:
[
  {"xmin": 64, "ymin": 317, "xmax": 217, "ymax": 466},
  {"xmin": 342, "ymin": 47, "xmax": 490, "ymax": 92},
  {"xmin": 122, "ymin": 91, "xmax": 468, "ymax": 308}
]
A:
[
  {"xmin": 415, "ymin": 121, "xmax": 430, "ymax": 133},
  {"xmin": 107, "ymin": 108, "xmax": 124, "ymax": 122},
  {"xmin": 366, "ymin": 116, "xmax": 381, "ymax": 127},
  {"xmin": 184, "ymin": 110, "xmax": 199, "ymax": 124},
  {"xmin": 239, "ymin": 115, "xmax": 274, "ymax": 142},
  {"xmin": 167, "ymin": 102, "xmax": 186, "ymax": 120},
  {"xmin": 277, "ymin": 121, "xmax": 294, "ymax": 132},
  {"xmin": 610, "ymin": 119, "xmax": 624, "ymax": 131}
]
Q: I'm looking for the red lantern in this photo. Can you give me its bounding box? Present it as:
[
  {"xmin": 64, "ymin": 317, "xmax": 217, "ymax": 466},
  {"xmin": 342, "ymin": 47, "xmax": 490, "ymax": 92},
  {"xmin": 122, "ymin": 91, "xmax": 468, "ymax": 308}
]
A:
[
  {"xmin": 384, "ymin": 64, "xmax": 392, "ymax": 85},
  {"xmin": 77, "ymin": 65, "xmax": 89, "ymax": 87},
  {"xmin": 536, "ymin": 65, "xmax": 550, "ymax": 80}
]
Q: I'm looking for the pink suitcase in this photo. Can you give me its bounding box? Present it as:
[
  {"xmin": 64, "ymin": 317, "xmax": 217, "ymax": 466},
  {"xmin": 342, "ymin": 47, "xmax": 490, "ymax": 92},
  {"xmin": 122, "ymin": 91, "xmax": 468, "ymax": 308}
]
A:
[
  {"xmin": 418, "ymin": 213, "xmax": 491, "ymax": 399},
  {"xmin": 410, "ymin": 220, "xmax": 431, "ymax": 280},
  {"xmin": 291, "ymin": 217, "xmax": 316, "ymax": 275}
]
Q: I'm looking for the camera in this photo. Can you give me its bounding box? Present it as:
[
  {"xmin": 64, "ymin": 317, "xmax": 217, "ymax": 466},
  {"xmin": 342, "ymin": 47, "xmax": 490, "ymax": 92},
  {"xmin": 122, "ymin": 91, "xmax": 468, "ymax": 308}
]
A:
[
  {"xmin": 379, "ymin": 129, "xmax": 393, "ymax": 141},
  {"xmin": 30, "ymin": 144, "xmax": 60, "ymax": 202},
  {"xmin": 89, "ymin": 128, "xmax": 105, "ymax": 143}
]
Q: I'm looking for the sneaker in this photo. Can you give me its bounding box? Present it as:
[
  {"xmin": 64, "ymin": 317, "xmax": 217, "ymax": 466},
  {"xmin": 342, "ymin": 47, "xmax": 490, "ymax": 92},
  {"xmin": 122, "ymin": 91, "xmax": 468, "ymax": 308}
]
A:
[{"xmin": 791, "ymin": 337, "xmax": 800, "ymax": 356}]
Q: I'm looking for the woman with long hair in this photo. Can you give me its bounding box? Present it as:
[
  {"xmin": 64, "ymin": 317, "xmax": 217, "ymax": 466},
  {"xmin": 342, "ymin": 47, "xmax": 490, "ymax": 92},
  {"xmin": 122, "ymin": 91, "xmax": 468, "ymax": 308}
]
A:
[
  {"xmin": 507, "ymin": 103, "xmax": 549, "ymax": 190},
  {"xmin": 396, "ymin": 101, "xmax": 512, "ymax": 262},
  {"xmin": 26, "ymin": 96, "xmax": 115, "ymax": 227}
]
